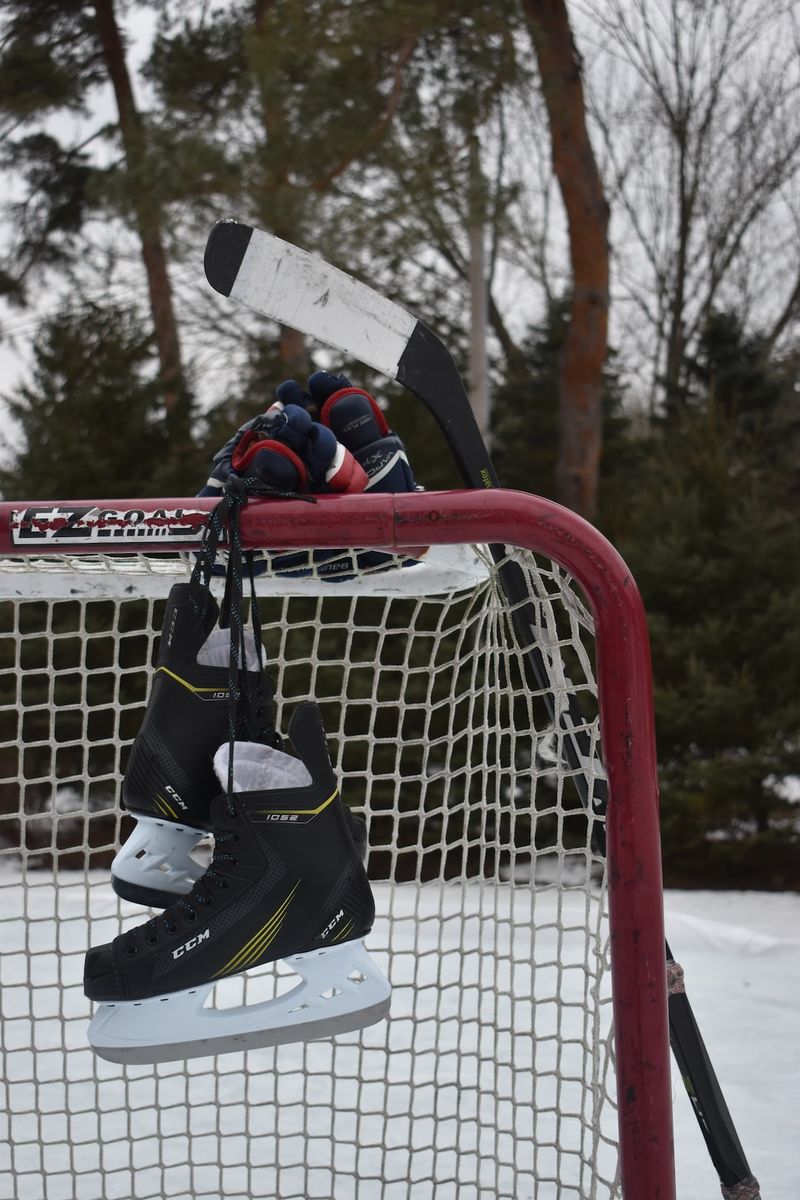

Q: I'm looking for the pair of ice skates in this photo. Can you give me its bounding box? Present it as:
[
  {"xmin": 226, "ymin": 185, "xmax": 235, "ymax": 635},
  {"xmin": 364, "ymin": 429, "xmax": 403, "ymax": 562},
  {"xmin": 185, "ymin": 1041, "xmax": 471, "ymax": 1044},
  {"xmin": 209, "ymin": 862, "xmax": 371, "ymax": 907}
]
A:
[{"xmin": 84, "ymin": 581, "xmax": 390, "ymax": 1064}]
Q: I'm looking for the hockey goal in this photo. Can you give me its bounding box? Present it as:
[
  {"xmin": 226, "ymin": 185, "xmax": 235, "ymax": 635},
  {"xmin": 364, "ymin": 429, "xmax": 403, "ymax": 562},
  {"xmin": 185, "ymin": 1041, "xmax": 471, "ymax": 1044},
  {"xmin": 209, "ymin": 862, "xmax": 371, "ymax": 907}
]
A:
[{"xmin": 0, "ymin": 489, "xmax": 674, "ymax": 1200}]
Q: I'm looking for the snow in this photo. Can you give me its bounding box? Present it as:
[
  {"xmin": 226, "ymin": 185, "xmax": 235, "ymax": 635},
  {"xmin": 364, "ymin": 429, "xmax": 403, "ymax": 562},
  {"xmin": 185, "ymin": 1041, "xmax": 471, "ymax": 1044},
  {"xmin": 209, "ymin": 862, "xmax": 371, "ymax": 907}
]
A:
[
  {"xmin": 664, "ymin": 891, "xmax": 800, "ymax": 1199},
  {"xmin": 1, "ymin": 874, "xmax": 798, "ymax": 1200}
]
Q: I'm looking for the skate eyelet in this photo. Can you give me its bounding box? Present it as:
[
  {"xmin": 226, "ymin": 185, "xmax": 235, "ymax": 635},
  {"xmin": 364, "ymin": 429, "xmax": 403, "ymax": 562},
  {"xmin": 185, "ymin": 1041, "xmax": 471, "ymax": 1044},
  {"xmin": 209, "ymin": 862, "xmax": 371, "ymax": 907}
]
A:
[
  {"xmin": 125, "ymin": 945, "xmax": 138, "ymax": 957},
  {"xmin": 145, "ymin": 934, "xmax": 158, "ymax": 946},
  {"xmin": 164, "ymin": 922, "xmax": 177, "ymax": 934},
  {"xmin": 185, "ymin": 910, "xmax": 197, "ymax": 922}
]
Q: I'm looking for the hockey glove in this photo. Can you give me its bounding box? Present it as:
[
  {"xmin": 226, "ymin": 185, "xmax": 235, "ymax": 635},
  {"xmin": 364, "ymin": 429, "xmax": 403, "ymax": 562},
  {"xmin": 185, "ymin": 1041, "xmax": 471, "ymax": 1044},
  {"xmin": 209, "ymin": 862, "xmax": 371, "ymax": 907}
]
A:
[
  {"xmin": 198, "ymin": 409, "xmax": 275, "ymax": 497},
  {"xmin": 198, "ymin": 371, "xmax": 420, "ymax": 577},
  {"xmin": 230, "ymin": 404, "xmax": 368, "ymax": 495},
  {"xmin": 274, "ymin": 370, "xmax": 417, "ymax": 494},
  {"xmin": 200, "ymin": 402, "xmax": 367, "ymax": 497}
]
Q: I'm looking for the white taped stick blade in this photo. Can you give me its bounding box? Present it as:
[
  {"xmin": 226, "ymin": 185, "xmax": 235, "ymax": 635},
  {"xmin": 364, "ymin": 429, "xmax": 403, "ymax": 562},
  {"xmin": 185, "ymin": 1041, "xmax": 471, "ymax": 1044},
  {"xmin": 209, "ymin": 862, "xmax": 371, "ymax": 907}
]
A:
[{"xmin": 204, "ymin": 221, "xmax": 417, "ymax": 378}]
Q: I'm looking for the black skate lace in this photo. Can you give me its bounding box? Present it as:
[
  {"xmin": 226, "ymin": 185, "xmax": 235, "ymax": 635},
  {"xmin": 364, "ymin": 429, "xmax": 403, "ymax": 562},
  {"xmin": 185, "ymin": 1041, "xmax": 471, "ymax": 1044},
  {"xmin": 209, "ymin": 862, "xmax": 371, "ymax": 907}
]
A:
[
  {"xmin": 122, "ymin": 479, "xmax": 313, "ymax": 958},
  {"xmin": 194, "ymin": 475, "xmax": 313, "ymax": 813},
  {"xmin": 123, "ymin": 831, "xmax": 242, "ymax": 954}
]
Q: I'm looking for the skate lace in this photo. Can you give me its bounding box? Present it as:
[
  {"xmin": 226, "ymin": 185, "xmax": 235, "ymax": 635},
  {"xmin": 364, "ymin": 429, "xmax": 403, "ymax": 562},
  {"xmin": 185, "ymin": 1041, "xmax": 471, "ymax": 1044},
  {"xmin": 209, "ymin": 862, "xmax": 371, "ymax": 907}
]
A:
[
  {"xmin": 123, "ymin": 830, "xmax": 241, "ymax": 954},
  {"xmin": 192, "ymin": 474, "xmax": 312, "ymax": 812},
  {"xmin": 242, "ymin": 680, "xmax": 283, "ymax": 749},
  {"xmin": 122, "ymin": 480, "xmax": 310, "ymax": 959}
]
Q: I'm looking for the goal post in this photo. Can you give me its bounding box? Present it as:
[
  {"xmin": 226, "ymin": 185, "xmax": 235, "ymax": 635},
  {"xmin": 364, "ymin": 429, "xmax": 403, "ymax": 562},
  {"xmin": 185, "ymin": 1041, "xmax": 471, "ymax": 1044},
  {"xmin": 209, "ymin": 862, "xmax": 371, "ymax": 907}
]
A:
[{"xmin": 0, "ymin": 488, "xmax": 675, "ymax": 1200}]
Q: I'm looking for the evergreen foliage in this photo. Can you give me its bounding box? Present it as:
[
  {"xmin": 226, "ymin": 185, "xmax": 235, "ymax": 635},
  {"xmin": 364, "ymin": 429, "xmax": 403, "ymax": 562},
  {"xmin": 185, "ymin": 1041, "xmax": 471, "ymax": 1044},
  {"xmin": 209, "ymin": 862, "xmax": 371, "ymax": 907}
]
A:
[
  {"xmin": 490, "ymin": 303, "xmax": 800, "ymax": 887},
  {"xmin": 0, "ymin": 302, "xmax": 202, "ymax": 499},
  {"xmin": 613, "ymin": 313, "xmax": 800, "ymax": 887},
  {"xmin": 1, "ymin": 4, "xmax": 799, "ymax": 889},
  {"xmin": 0, "ymin": 2, "xmax": 109, "ymax": 289},
  {"xmin": 0, "ymin": 0, "xmax": 193, "ymax": 449},
  {"xmin": 491, "ymin": 301, "xmax": 633, "ymax": 514},
  {"xmin": 0, "ymin": 134, "xmax": 97, "ymax": 301},
  {"xmin": 0, "ymin": 1, "xmax": 103, "ymax": 121}
]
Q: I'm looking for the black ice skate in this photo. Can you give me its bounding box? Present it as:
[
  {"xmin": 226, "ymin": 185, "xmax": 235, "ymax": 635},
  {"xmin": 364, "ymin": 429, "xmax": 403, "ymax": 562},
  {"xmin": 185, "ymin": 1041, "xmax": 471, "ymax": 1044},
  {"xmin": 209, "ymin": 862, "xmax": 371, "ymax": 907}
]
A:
[
  {"xmin": 86, "ymin": 703, "xmax": 389, "ymax": 1063},
  {"xmin": 111, "ymin": 581, "xmax": 280, "ymax": 909}
]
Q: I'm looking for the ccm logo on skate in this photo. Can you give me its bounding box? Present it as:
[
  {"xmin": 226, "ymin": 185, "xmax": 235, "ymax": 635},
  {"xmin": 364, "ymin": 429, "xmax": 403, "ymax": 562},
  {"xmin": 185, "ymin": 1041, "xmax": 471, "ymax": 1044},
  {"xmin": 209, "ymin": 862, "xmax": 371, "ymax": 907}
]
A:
[
  {"xmin": 165, "ymin": 606, "xmax": 178, "ymax": 648},
  {"xmin": 320, "ymin": 910, "xmax": 344, "ymax": 940},
  {"xmin": 172, "ymin": 929, "xmax": 210, "ymax": 959},
  {"xmin": 165, "ymin": 784, "xmax": 188, "ymax": 811}
]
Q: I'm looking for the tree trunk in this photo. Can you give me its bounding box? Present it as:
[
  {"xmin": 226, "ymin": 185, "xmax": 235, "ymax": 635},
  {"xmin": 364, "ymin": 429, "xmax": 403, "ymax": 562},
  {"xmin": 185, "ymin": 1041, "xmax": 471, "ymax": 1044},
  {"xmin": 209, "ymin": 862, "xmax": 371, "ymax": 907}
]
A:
[
  {"xmin": 468, "ymin": 134, "xmax": 490, "ymax": 442},
  {"xmin": 523, "ymin": 0, "xmax": 609, "ymax": 519},
  {"xmin": 92, "ymin": 0, "xmax": 190, "ymax": 446},
  {"xmin": 251, "ymin": 0, "xmax": 310, "ymax": 376},
  {"xmin": 664, "ymin": 123, "xmax": 691, "ymax": 409},
  {"xmin": 468, "ymin": 222, "xmax": 490, "ymax": 442}
]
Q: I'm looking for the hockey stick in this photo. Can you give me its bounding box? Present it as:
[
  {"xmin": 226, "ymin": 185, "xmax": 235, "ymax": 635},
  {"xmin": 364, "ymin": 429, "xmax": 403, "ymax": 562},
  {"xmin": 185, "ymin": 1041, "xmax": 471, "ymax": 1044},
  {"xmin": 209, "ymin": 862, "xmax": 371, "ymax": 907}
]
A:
[{"xmin": 203, "ymin": 219, "xmax": 759, "ymax": 1198}]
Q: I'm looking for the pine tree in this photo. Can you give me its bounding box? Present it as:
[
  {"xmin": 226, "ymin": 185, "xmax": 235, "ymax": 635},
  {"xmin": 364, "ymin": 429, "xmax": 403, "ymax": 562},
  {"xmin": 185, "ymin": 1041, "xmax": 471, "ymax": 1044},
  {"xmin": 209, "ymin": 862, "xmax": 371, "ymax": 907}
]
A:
[
  {"xmin": 614, "ymin": 312, "xmax": 800, "ymax": 887},
  {"xmin": 491, "ymin": 301, "xmax": 631, "ymax": 513},
  {"xmin": 143, "ymin": 0, "xmax": 530, "ymax": 405},
  {"xmin": 0, "ymin": 0, "xmax": 192, "ymax": 445},
  {"xmin": 0, "ymin": 303, "xmax": 202, "ymax": 499}
]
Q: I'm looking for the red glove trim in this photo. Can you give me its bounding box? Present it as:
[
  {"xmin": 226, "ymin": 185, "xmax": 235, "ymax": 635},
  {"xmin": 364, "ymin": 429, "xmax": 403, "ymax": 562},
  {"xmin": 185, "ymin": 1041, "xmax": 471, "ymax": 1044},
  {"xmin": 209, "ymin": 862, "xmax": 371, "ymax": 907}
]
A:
[
  {"xmin": 231, "ymin": 431, "xmax": 308, "ymax": 489},
  {"xmin": 319, "ymin": 387, "xmax": 390, "ymax": 437}
]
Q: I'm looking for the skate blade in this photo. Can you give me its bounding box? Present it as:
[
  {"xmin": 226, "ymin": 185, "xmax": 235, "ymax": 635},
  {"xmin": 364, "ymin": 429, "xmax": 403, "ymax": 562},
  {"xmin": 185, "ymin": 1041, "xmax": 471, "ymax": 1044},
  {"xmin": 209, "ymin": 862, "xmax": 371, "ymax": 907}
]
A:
[
  {"xmin": 111, "ymin": 814, "xmax": 208, "ymax": 906},
  {"xmin": 88, "ymin": 938, "xmax": 390, "ymax": 1065}
]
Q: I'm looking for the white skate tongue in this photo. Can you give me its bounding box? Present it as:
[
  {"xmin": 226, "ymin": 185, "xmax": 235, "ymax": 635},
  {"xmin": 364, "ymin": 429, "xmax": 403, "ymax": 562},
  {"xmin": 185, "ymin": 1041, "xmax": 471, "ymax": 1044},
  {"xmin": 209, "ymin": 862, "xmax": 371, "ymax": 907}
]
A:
[
  {"xmin": 197, "ymin": 626, "xmax": 264, "ymax": 672},
  {"xmin": 213, "ymin": 741, "xmax": 312, "ymax": 793}
]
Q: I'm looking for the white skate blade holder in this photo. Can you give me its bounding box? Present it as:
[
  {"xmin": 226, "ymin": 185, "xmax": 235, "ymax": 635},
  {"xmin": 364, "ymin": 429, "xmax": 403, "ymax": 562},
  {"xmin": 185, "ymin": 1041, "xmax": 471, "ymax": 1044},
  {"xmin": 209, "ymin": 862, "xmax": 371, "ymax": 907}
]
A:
[
  {"xmin": 88, "ymin": 938, "xmax": 390, "ymax": 1064},
  {"xmin": 111, "ymin": 814, "xmax": 207, "ymax": 897}
]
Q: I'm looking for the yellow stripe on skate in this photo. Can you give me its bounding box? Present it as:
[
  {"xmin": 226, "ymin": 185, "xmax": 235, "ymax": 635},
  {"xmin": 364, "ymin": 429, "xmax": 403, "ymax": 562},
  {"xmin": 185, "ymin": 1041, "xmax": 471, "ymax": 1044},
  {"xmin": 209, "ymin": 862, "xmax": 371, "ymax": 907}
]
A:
[
  {"xmin": 235, "ymin": 907, "xmax": 292, "ymax": 970},
  {"xmin": 156, "ymin": 666, "xmax": 228, "ymax": 695},
  {"xmin": 154, "ymin": 794, "xmax": 178, "ymax": 819},
  {"xmin": 252, "ymin": 789, "xmax": 338, "ymax": 818},
  {"xmin": 215, "ymin": 884, "xmax": 298, "ymax": 975},
  {"xmin": 331, "ymin": 918, "xmax": 354, "ymax": 944},
  {"xmin": 212, "ymin": 905, "xmax": 288, "ymax": 978},
  {"xmin": 212, "ymin": 880, "xmax": 301, "ymax": 978}
]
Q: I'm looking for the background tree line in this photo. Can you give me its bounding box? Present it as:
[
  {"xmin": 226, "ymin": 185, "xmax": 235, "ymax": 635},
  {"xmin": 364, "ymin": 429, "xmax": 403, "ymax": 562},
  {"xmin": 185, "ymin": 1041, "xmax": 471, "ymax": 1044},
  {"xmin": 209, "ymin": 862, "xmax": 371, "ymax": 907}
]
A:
[{"xmin": 0, "ymin": 0, "xmax": 798, "ymax": 887}]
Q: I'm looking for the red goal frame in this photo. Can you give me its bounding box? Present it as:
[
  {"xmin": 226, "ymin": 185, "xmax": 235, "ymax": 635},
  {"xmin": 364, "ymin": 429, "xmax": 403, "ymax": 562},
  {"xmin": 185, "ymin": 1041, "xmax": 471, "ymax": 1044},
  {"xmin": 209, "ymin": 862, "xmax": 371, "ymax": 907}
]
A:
[{"xmin": 0, "ymin": 487, "xmax": 675, "ymax": 1199}]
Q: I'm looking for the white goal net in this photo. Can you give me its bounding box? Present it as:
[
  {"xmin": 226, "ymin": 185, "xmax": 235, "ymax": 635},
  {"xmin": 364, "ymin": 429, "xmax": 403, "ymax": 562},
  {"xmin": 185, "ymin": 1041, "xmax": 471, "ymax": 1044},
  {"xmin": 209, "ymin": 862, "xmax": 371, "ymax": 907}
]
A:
[{"xmin": 0, "ymin": 498, "xmax": 672, "ymax": 1200}]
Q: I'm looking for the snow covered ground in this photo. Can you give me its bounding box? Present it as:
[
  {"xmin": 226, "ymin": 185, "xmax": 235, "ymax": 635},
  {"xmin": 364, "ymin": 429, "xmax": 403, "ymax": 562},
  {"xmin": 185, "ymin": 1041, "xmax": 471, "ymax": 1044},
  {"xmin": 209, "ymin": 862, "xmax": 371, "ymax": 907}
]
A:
[
  {"xmin": 664, "ymin": 890, "xmax": 800, "ymax": 1200},
  {"xmin": 1, "ymin": 874, "xmax": 798, "ymax": 1200}
]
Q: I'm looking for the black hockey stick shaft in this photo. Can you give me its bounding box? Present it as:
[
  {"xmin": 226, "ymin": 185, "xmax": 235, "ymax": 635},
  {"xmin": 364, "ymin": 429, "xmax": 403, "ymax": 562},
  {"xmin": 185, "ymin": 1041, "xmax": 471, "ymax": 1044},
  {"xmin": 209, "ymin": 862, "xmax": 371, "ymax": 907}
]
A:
[{"xmin": 665, "ymin": 940, "xmax": 756, "ymax": 1193}]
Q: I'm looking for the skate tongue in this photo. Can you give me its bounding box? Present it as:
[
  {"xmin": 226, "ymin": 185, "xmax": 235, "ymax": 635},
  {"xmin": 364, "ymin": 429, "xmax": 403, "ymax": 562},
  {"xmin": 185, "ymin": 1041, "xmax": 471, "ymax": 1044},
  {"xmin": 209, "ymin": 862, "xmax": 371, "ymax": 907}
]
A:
[
  {"xmin": 213, "ymin": 741, "xmax": 312, "ymax": 793},
  {"xmin": 159, "ymin": 582, "xmax": 220, "ymax": 664},
  {"xmin": 197, "ymin": 626, "xmax": 263, "ymax": 672}
]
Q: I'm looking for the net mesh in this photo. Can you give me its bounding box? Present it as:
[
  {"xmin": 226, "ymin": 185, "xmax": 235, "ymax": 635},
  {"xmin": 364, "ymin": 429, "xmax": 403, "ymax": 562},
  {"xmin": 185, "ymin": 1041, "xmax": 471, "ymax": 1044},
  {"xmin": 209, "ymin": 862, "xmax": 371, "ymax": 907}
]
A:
[{"xmin": 0, "ymin": 544, "xmax": 621, "ymax": 1200}]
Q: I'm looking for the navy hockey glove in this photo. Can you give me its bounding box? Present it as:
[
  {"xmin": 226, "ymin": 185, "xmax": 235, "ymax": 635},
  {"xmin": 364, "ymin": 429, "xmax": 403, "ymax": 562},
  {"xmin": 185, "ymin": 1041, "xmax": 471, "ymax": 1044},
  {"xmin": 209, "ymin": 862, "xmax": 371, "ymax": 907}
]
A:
[
  {"xmin": 230, "ymin": 404, "xmax": 367, "ymax": 495},
  {"xmin": 199, "ymin": 402, "xmax": 367, "ymax": 497},
  {"xmin": 274, "ymin": 371, "xmax": 417, "ymax": 494}
]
